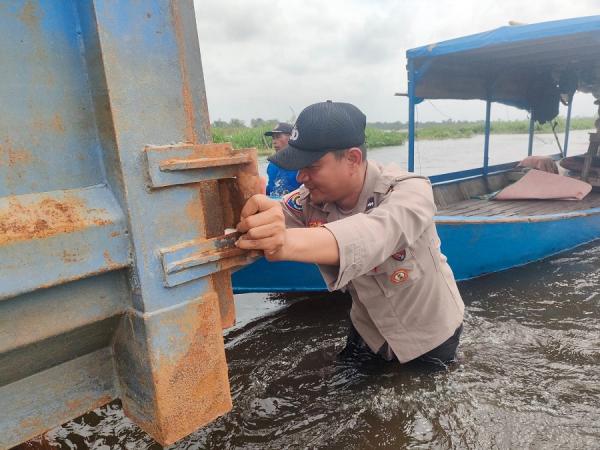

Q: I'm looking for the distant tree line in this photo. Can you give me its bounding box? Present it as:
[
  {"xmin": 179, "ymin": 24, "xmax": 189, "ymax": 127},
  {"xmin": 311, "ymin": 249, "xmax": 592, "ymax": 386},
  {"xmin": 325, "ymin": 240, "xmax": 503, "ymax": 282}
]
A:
[
  {"xmin": 212, "ymin": 118, "xmax": 280, "ymax": 128},
  {"xmin": 212, "ymin": 117, "xmax": 596, "ymax": 131},
  {"xmin": 212, "ymin": 118, "xmax": 410, "ymax": 130}
]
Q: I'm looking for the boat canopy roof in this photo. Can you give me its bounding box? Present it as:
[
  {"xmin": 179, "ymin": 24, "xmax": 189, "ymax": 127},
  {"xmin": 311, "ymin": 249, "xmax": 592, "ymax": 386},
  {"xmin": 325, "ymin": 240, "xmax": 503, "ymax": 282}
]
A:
[{"xmin": 406, "ymin": 16, "xmax": 600, "ymax": 117}]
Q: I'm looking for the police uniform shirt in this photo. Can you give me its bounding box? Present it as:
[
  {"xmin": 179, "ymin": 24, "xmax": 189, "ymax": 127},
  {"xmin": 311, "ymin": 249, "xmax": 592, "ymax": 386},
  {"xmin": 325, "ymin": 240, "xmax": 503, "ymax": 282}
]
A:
[{"xmin": 280, "ymin": 160, "xmax": 465, "ymax": 363}]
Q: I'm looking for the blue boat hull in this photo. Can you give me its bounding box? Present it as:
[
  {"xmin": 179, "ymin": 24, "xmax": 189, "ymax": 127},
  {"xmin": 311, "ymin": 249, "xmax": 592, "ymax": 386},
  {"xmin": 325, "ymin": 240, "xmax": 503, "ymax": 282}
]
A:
[{"xmin": 232, "ymin": 208, "xmax": 600, "ymax": 293}]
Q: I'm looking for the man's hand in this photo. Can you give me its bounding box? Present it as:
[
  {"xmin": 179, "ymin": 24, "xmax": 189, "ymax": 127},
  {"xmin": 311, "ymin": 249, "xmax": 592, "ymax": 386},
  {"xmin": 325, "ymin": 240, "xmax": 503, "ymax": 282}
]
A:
[{"xmin": 235, "ymin": 194, "xmax": 287, "ymax": 260}]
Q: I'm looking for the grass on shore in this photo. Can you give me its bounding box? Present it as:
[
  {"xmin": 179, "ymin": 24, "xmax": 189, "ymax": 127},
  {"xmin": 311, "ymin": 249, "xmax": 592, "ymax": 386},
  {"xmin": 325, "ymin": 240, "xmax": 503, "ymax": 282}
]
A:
[{"xmin": 212, "ymin": 117, "xmax": 595, "ymax": 156}]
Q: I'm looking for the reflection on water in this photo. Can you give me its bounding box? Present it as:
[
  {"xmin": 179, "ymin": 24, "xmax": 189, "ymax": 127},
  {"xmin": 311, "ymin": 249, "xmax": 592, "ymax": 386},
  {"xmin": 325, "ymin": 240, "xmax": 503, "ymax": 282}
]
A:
[{"xmin": 21, "ymin": 241, "xmax": 600, "ymax": 449}]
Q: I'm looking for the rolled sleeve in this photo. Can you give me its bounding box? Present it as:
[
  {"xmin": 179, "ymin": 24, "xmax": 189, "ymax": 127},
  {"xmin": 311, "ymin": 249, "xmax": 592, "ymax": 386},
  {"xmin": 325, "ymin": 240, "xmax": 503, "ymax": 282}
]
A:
[{"xmin": 322, "ymin": 220, "xmax": 366, "ymax": 290}]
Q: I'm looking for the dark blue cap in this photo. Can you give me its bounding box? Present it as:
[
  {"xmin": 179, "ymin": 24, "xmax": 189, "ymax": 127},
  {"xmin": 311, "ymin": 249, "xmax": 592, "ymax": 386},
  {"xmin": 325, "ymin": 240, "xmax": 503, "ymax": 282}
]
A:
[
  {"xmin": 268, "ymin": 101, "xmax": 366, "ymax": 170},
  {"xmin": 264, "ymin": 122, "xmax": 293, "ymax": 136}
]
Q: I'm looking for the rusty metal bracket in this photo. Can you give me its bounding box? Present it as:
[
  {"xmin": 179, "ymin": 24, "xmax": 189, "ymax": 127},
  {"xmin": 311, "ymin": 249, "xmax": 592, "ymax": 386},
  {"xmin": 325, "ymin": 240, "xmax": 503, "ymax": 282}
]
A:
[
  {"xmin": 144, "ymin": 143, "xmax": 257, "ymax": 188},
  {"xmin": 159, "ymin": 230, "xmax": 250, "ymax": 287}
]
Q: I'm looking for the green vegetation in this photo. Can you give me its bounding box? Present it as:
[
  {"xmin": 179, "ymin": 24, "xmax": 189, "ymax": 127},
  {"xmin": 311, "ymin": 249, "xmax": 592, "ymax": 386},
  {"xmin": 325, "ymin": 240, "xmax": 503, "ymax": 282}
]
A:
[
  {"xmin": 210, "ymin": 117, "xmax": 596, "ymax": 156},
  {"xmin": 211, "ymin": 125, "xmax": 273, "ymax": 151},
  {"xmin": 413, "ymin": 116, "xmax": 595, "ymax": 141}
]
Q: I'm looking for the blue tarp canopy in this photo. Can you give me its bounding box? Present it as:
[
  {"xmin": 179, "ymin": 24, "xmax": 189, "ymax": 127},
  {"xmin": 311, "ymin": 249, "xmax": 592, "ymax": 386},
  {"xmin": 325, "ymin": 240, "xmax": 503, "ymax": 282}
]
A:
[{"xmin": 406, "ymin": 16, "xmax": 600, "ymax": 114}]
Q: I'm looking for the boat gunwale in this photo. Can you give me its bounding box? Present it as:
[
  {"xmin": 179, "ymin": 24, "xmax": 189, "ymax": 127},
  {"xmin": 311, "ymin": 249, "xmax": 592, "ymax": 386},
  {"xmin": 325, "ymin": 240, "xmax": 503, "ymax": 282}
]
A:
[{"xmin": 435, "ymin": 205, "xmax": 600, "ymax": 224}]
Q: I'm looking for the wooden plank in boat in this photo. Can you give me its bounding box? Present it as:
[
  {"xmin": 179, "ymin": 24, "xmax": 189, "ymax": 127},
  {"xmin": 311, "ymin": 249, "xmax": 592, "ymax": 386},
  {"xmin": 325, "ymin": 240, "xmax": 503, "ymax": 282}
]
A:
[{"xmin": 438, "ymin": 200, "xmax": 489, "ymax": 215}]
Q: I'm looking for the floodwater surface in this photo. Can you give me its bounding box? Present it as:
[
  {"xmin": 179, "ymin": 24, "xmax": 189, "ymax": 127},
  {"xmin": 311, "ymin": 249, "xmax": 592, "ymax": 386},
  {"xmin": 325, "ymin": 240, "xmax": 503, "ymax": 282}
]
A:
[
  {"xmin": 19, "ymin": 240, "xmax": 600, "ymax": 449},
  {"xmin": 17, "ymin": 131, "xmax": 600, "ymax": 449}
]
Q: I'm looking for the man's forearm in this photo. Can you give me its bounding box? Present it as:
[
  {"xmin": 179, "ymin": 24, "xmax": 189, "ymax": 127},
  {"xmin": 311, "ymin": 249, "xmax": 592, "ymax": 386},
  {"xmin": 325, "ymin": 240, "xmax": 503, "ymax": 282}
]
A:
[{"xmin": 281, "ymin": 227, "xmax": 340, "ymax": 265}]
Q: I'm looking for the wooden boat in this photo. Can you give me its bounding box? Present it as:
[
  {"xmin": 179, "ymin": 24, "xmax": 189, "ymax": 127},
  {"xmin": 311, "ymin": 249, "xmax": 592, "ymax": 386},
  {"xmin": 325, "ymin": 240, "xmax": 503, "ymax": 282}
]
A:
[{"xmin": 232, "ymin": 15, "xmax": 600, "ymax": 293}]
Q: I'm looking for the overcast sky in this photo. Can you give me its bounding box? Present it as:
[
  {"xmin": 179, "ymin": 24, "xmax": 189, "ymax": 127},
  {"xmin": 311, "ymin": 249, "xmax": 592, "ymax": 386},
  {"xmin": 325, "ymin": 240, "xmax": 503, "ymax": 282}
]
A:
[{"xmin": 194, "ymin": 1, "xmax": 599, "ymax": 124}]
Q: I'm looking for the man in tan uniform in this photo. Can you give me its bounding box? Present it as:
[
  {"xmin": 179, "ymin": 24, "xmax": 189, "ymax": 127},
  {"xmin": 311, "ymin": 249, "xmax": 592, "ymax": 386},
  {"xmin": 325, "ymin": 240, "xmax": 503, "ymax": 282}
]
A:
[{"xmin": 236, "ymin": 101, "xmax": 464, "ymax": 366}]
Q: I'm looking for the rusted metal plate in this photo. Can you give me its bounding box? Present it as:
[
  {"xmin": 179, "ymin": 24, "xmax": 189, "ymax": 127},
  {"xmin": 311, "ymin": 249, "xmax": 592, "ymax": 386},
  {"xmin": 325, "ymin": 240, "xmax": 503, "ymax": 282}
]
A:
[
  {"xmin": 145, "ymin": 143, "xmax": 258, "ymax": 188},
  {"xmin": 1, "ymin": 0, "xmax": 259, "ymax": 446},
  {"xmin": 0, "ymin": 185, "xmax": 130, "ymax": 300},
  {"xmin": 114, "ymin": 292, "xmax": 232, "ymax": 445},
  {"xmin": 159, "ymin": 230, "xmax": 250, "ymax": 287}
]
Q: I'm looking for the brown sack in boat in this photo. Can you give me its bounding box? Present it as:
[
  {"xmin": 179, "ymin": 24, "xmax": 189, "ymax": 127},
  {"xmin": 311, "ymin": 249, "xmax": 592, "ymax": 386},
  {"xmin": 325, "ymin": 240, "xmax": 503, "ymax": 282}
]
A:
[
  {"xmin": 517, "ymin": 155, "xmax": 558, "ymax": 174},
  {"xmin": 495, "ymin": 169, "xmax": 592, "ymax": 201}
]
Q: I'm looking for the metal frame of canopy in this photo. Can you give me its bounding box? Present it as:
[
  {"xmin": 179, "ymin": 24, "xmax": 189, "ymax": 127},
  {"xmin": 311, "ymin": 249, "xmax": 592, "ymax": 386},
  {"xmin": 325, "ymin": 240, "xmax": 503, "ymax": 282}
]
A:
[{"xmin": 405, "ymin": 15, "xmax": 600, "ymax": 174}]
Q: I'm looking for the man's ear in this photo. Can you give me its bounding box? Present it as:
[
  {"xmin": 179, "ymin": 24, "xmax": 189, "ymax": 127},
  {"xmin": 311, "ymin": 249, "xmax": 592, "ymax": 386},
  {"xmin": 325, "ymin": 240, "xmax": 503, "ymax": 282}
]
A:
[{"xmin": 346, "ymin": 147, "xmax": 364, "ymax": 166}]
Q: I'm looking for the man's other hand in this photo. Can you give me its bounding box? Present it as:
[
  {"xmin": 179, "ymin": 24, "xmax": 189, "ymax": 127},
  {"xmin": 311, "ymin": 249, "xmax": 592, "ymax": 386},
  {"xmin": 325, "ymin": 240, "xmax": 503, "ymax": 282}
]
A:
[{"xmin": 236, "ymin": 194, "xmax": 286, "ymax": 260}]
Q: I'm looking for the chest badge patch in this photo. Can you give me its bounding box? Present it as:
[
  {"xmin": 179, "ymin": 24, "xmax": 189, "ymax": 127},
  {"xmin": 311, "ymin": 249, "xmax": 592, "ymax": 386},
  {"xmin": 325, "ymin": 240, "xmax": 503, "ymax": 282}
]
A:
[
  {"xmin": 366, "ymin": 197, "xmax": 375, "ymax": 211},
  {"xmin": 390, "ymin": 268, "xmax": 410, "ymax": 284},
  {"xmin": 284, "ymin": 191, "xmax": 303, "ymax": 215},
  {"xmin": 392, "ymin": 249, "xmax": 406, "ymax": 261},
  {"xmin": 308, "ymin": 219, "xmax": 324, "ymax": 227}
]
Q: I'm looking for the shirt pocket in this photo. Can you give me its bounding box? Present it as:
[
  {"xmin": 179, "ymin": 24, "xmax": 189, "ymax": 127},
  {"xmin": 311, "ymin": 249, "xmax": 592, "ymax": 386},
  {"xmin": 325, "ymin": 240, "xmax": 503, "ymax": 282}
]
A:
[{"xmin": 371, "ymin": 248, "xmax": 424, "ymax": 297}]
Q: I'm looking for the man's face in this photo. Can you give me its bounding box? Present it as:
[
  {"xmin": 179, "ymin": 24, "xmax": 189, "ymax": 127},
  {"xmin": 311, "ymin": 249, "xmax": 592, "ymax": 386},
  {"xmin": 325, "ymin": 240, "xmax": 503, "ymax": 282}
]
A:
[
  {"xmin": 271, "ymin": 132, "xmax": 290, "ymax": 152},
  {"xmin": 296, "ymin": 152, "xmax": 356, "ymax": 205}
]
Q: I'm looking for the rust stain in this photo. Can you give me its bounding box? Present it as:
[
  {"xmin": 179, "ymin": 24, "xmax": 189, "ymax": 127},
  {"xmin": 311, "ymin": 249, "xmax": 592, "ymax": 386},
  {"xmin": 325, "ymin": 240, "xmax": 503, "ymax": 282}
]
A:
[
  {"xmin": 110, "ymin": 231, "xmax": 121, "ymax": 237},
  {"xmin": 103, "ymin": 250, "xmax": 120, "ymax": 269},
  {"xmin": 64, "ymin": 394, "xmax": 114, "ymax": 416},
  {"xmin": 0, "ymin": 195, "xmax": 112, "ymax": 246},
  {"xmin": 170, "ymin": 1, "xmax": 197, "ymax": 143},
  {"xmin": 0, "ymin": 140, "xmax": 34, "ymax": 168},
  {"xmin": 184, "ymin": 188, "xmax": 206, "ymax": 236},
  {"xmin": 18, "ymin": 0, "xmax": 39, "ymax": 29},
  {"xmin": 149, "ymin": 292, "xmax": 232, "ymax": 444},
  {"xmin": 52, "ymin": 113, "xmax": 65, "ymax": 133},
  {"xmin": 18, "ymin": 0, "xmax": 47, "ymax": 61},
  {"xmin": 62, "ymin": 249, "xmax": 82, "ymax": 263}
]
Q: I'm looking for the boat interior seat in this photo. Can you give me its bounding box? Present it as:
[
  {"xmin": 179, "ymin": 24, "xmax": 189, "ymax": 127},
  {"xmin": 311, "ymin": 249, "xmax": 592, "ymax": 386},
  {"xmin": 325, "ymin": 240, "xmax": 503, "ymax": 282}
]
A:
[{"xmin": 433, "ymin": 172, "xmax": 511, "ymax": 209}]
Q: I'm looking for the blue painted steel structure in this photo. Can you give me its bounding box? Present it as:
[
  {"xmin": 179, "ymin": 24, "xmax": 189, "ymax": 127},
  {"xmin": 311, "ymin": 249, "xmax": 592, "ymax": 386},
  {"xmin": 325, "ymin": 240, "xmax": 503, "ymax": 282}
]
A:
[
  {"xmin": 232, "ymin": 16, "xmax": 600, "ymax": 293},
  {"xmin": 0, "ymin": 1, "xmax": 260, "ymax": 447}
]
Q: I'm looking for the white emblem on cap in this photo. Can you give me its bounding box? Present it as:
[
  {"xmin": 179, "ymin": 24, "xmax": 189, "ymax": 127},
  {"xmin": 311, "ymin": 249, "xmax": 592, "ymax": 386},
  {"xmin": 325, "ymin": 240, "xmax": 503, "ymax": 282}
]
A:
[{"xmin": 290, "ymin": 126, "xmax": 299, "ymax": 141}]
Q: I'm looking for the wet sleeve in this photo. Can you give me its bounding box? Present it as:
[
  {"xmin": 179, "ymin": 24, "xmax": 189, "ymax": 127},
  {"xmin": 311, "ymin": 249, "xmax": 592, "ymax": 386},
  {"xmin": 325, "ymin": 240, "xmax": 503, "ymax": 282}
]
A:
[{"xmin": 321, "ymin": 178, "xmax": 435, "ymax": 290}]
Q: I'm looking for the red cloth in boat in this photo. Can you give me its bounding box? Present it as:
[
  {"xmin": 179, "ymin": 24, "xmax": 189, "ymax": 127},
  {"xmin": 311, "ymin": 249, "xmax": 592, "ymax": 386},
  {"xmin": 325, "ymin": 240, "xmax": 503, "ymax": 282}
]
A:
[
  {"xmin": 517, "ymin": 155, "xmax": 558, "ymax": 174},
  {"xmin": 495, "ymin": 169, "xmax": 592, "ymax": 201}
]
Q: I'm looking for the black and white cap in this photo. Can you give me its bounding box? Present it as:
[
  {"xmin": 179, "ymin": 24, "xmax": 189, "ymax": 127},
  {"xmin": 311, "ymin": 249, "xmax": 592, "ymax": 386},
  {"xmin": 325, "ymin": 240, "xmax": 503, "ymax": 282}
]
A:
[{"xmin": 268, "ymin": 101, "xmax": 366, "ymax": 170}]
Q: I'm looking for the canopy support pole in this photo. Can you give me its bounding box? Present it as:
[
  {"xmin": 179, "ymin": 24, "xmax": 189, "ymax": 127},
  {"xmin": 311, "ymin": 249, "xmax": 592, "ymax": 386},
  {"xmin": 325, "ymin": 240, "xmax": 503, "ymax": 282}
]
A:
[
  {"xmin": 483, "ymin": 99, "xmax": 491, "ymax": 175},
  {"xmin": 527, "ymin": 113, "xmax": 535, "ymax": 156},
  {"xmin": 563, "ymin": 94, "xmax": 574, "ymax": 157},
  {"xmin": 407, "ymin": 61, "xmax": 416, "ymax": 172}
]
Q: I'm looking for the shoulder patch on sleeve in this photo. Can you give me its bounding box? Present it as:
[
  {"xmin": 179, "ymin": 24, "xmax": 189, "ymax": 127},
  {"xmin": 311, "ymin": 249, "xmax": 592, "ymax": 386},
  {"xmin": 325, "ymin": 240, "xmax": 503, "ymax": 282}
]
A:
[{"xmin": 283, "ymin": 190, "xmax": 303, "ymax": 215}]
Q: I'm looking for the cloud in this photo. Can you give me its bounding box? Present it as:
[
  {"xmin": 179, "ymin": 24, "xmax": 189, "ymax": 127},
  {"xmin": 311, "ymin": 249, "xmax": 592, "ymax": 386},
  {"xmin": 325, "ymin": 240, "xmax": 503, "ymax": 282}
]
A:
[{"xmin": 194, "ymin": 0, "xmax": 600, "ymax": 123}]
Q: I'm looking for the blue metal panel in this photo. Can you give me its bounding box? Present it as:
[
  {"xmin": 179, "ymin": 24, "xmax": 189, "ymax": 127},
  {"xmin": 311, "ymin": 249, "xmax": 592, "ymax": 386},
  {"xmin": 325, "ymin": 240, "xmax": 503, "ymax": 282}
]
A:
[
  {"xmin": 233, "ymin": 258, "xmax": 326, "ymax": 293},
  {"xmin": 0, "ymin": 1, "xmax": 106, "ymax": 197},
  {"xmin": 483, "ymin": 99, "xmax": 491, "ymax": 175},
  {"xmin": 1, "ymin": 1, "xmax": 249, "ymax": 446},
  {"xmin": 0, "ymin": 272, "xmax": 129, "ymax": 355},
  {"xmin": 407, "ymin": 60, "xmax": 416, "ymax": 172},
  {"xmin": 436, "ymin": 208, "xmax": 600, "ymax": 280},
  {"xmin": 564, "ymin": 96, "xmax": 574, "ymax": 156},
  {"xmin": 0, "ymin": 348, "xmax": 117, "ymax": 449},
  {"xmin": 528, "ymin": 113, "xmax": 535, "ymax": 156}
]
